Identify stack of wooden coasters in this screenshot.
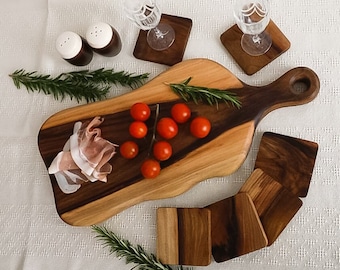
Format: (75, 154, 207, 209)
(157, 132, 318, 266)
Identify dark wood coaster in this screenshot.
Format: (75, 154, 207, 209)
(254, 132, 318, 197)
(157, 207, 211, 266)
(205, 193, 268, 263)
(239, 169, 303, 245)
(133, 14, 192, 66)
(220, 20, 290, 75)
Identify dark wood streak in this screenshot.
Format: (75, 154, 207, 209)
(176, 208, 211, 266)
(205, 193, 267, 262)
(156, 207, 211, 266)
(209, 196, 238, 262)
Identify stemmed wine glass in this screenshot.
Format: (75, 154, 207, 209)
(124, 0, 175, 51)
(233, 0, 272, 56)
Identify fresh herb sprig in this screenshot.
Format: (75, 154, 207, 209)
(92, 225, 193, 270)
(168, 77, 242, 109)
(61, 68, 149, 89)
(9, 68, 149, 103)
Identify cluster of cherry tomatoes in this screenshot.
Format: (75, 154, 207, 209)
(119, 102, 211, 179)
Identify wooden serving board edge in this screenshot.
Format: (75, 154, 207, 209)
(41, 58, 244, 130)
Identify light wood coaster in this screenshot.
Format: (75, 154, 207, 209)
(254, 132, 318, 197)
(157, 207, 211, 266)
(205, 193, 268, 262)
(133, 14, 192, 66)
(239, 169, 303, 245)
(220, 20, 290, 75)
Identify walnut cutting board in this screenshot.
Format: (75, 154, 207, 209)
(38, 58, 320, 226)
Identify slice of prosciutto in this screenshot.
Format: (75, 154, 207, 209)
(48, 116, 118, 194)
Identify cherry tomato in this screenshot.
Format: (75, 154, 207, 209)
(171, 103, 191, 123)
(129, 121, 148, 138)
(120, 141, 139, 159)
(130, 102, 151, 121)
(153, 141, 172, 161)
(156, 117, 178, 139)
(141, 159, 161, 179)
(190, 116, 211, 138)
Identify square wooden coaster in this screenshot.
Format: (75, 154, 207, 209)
(254, 132, 318, 197)
(239, 169, 303, 246)
(133, 14, 192, 66)
(220, 20, 290, 75)
(205, 193, 268, 263)
(157, 207, 211, 266)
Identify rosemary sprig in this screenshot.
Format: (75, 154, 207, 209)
(10, 69, 109, 103)
(92, 225, 193, 270)
(9, 68, 149, 103)
(62, 68, 149, 89)
(168, 77, 242, 109)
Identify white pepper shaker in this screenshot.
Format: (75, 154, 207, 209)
(86, 22, 122, 57)
(56, 31, 93, 66)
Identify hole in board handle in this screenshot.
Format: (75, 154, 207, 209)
(291, 78, 311, 95)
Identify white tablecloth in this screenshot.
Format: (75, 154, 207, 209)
(1, 0, 339, 269)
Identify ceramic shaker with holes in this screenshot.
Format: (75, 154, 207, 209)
(56, 31, 93, 66)
(86, 22, 122, 57)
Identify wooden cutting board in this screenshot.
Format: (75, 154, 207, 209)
(38, 58, 320, 226)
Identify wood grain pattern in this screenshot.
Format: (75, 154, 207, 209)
(38, 59, 320, 226)
(133, 14, 192, 66)
(206, 193, 268, 262)
(157, 208, 179, 265)
(239, 169, 303, 245)
(254, 132, 318, 197)
(220, 20, 290, 75)
(40, 59, 243, 129)
(157, 208, 211, 266)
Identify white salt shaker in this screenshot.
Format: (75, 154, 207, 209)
(86, 22, 122, 57)
(56, 31, 93, 66)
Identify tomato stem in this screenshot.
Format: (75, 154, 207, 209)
(147, 103, 160, 156)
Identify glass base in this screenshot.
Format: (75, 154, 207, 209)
(147, 23, 175, 51)
(241, 32, 272, 56)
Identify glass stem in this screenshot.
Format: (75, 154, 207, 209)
(152, 26, 167, 39)
(252, 34, 261, 44)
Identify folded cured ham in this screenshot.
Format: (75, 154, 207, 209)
(48, 116, 117, 194)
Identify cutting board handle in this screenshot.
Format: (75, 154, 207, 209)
(269, 66, 319, 105)
(251, 67, 320, 120)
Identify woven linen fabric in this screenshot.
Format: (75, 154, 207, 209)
(0, 0, 339, 269)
